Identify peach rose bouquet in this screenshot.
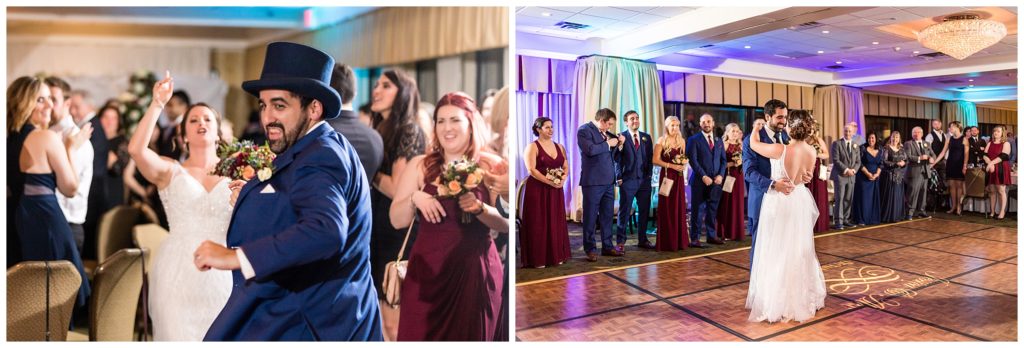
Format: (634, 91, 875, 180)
(435, 156, 485, 223)
(210, 140, 276, 182)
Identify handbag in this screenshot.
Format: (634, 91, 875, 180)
(659, 176, 675, 196)
(382, 219, 416, 307)
(722, 175, 736, 193)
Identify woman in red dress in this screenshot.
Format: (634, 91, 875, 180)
(808, 129, 831, 233)
(520, 117, 571, 268)
(652, 116, 689, 251)
(716, 123, 745, 241)
(389, 92, 506, 341)
(983, 125, 1012, 220)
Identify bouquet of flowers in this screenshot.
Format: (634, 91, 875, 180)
(435, 157, 486, 224)
(117, 70, 158, 136)
(210, 140, 276, 182)
(545, 168, 565, 186)
(671, 153, 689, 173)
(730, 151, 742, 166)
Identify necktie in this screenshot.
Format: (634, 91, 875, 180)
(707, 134, 714, 149)
(634, 133, 640, 151)
(774, 132, 782, 144)
(847, 140, 852, 153)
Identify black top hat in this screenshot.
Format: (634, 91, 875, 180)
(242, 42, 342, 119)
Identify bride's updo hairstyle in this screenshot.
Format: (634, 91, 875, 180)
(787, 109, 816, 141)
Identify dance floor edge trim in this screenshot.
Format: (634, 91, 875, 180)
(517, 218, 928, 287)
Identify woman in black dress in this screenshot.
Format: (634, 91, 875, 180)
(943, 121, 968, 215)
(880, 131, 909, 223)
(8, 76, 93, 308)
(369, 69, 427, 340)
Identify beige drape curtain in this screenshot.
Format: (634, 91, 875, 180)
(245, 7, 508, 79)
(941, 100, 979, 127)
(813, 85, 865, 143)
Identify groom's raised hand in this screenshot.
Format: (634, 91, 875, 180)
(194, 240, 241, 272)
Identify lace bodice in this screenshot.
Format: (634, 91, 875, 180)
(158, 163, 232, 240)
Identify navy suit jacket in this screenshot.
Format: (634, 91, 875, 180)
(743, 128, 790, 193)
(577, 122, 619, 187)
(617, 130, 653, 187)
(686, 132, 727, 187)
(205, 123, 383, 341)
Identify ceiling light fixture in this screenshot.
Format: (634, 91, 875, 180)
(872, 41, 879, 45)
(969, 79, 974, 82)
(744, 45, 751, 49)
(913, 51, 920, 54)
(822, 30, 830, 34)
(817, 50, 824, 54)
(835, 61, 842, 64)
(541, 12, 551, 17)
(918, 13, 1007, 60)
(893, 47, 901, 51)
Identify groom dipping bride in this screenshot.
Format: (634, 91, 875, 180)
(191, 42, 383, 341)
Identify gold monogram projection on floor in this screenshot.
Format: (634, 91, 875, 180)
(515, 218, 1017, 341)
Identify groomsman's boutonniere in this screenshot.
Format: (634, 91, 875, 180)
(210, 140, 277, 182)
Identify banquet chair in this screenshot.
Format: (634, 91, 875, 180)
(89, 248, 144, 341)
(91, 206, 142, 276)
(6, 261, 82, 341)
(132, 224, 169, 272)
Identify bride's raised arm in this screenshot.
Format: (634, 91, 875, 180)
(749, 121, 785, 160)
(128, 70, 177, 189)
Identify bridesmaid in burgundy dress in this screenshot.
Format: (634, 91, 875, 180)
(716, 123, 745, 241)
(652, 116, 689, 251)
(520, 117, 571, 268)
(808, 130, 831, 233)
(983, 126, 1012, 220)
(390, 92, 506, 341)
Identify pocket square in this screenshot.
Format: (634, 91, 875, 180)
(260, 185, 276, 194)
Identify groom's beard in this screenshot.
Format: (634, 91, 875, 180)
(266, 115, 310, 154)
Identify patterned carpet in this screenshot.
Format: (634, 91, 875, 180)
(516, 217, 1017, 341)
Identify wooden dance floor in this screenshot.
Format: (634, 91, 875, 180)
(515, 218, 1017, 341)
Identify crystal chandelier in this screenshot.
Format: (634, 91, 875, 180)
(917, 14, 1007, 60)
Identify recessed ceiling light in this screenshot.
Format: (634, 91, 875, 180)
(836, 61, 843, 64)
(913, 51, 920, 54)
(744, 45, 751, 49)
(894, 47, 901, 51)
(872, 41, 879, 45)
(541, 12, 551, 17)
(969, 85, 974, 87)
(969, 79, 974, 82)
(817, 50, 824, 54)
(822, 30, 830, 34)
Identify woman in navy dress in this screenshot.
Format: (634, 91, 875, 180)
(852, 132, 882, 225)
(520, 117, 571, 268)
(390, 92, 506, 341)
(943, 122, 968, 215)
(8, 76, 93, 307)
(880, 131, 908, 223)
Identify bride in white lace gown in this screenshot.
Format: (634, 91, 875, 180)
(128, 72, 233, 340)
(745, 110, 826, 323)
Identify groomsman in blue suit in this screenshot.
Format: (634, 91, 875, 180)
(193, 42, 382, 341)
(616, 111, 655, 251)
(577, 108, 624, 262)
(687, 114, 727, 248)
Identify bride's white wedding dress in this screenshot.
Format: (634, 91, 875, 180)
(149, 163, 233, 340)
(745, 149, 826, 323)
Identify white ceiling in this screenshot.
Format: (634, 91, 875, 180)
(516, 6, 698, 40)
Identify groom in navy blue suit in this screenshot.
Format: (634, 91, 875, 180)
(686, 114, 727, 248)
(193, 42, 382, 341)
(616, 111, 655, 250)
(577, 108, 624, 262)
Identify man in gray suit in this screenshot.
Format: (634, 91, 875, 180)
(831, 123, 861, 230)
(905, 126, 937, 219)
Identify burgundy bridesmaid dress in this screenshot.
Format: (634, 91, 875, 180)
(716, 143, 745, 241)
(397, 184, 503, 341)
(809, 157, 831, 233)
(656, 147, 689, 251)
(520, 141, 571, 268)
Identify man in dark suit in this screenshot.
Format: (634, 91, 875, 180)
(905, 126, 937, 219)
(328, 63, 384, 179)
(193, 42, 382, 341)
(70, 89, 108, 260)
(687, 114, 727, 248)
(615, 110, 654, 251)
(156, 90, 190, 160)
(831, 123, 861, 229)
(577, 108, 623, 261)
(967, 126, 987, 166)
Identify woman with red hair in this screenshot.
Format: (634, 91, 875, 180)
(389, 92, 507, 341)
